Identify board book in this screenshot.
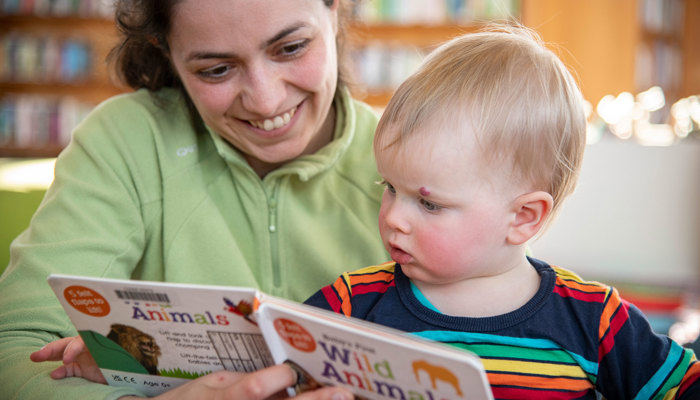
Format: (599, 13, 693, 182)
(48, 274, 493, 399)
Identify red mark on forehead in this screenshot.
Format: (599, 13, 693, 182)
(419, 187, 430, 196)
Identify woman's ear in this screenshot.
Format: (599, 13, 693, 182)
(506, 191, 553, 245)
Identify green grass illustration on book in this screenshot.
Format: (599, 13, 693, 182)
(79, 323, 210, 379)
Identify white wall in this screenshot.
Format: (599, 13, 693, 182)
(530, 139, 700, 287)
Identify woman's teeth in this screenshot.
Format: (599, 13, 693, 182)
(250, 107, 296, 131)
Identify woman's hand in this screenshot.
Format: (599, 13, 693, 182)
(32, 337, 353, 399)
(120, 364, 352, 400)
(30, 335, 106, 383)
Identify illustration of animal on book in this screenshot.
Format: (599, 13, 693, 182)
(413, 360, 463, 397)
(79, 324, 162, 376)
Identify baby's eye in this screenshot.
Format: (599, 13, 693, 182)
(378, 180, 396, 194)
(420, 198, 441, 212)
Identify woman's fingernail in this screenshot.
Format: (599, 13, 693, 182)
(331, 392, 352, 400)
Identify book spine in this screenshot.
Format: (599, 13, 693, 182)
(0, 0, 113, 17)
(1, 32, 93, 84)
(351, 0, 519, 24)
(0, 93, 93, 146)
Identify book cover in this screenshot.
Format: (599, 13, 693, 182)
(48, 274, 272, 396)
(256, 295, 492, 399)
(48, 274, 492, 399)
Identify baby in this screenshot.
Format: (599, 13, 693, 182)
(305, 24, 700, 399)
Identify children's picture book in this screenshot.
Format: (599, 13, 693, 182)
(48, 274, 493, 399)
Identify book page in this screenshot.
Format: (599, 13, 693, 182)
(256, 296, 493, 400)
(48, 274, 274, 396)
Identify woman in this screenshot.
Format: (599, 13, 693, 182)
(0, 0, 386, 398)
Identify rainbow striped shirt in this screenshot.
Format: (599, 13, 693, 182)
(305, 258, 700, 399)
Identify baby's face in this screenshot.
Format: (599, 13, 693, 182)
(375, 121, 521, 286)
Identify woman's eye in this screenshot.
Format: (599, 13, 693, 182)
(420, 199, 441, 212)
(278, 39, 309, 57)
(198, 64, 232, 80)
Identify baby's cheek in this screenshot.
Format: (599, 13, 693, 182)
(415, 230, 457, 263)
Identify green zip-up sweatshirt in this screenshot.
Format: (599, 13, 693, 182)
(0, 88, 388, 399)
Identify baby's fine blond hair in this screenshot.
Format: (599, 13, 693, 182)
(375, 23, 587, 220)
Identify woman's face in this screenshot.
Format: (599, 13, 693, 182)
(168, 0, 339, 176)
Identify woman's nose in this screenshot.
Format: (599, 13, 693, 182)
(240, 61, 286, 116)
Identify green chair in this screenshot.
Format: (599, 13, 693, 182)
(0, 158, 53, 275)
(0, 188, 46, 274)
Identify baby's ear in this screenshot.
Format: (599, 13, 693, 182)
(506, 191, 553, 245)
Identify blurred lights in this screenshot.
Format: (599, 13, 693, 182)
(597, 92, 635, 125)
(636, 86, 666, 112)
(593, 87, 698, 146)
(669, 308, 700, 346)
(671, 95, 700, 138)
(0, 158, 56, 190)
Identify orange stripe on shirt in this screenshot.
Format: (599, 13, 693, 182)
(332, 276, 352, 317)
(346, 271, 395, 286)
(556, 277, 608, 295)
(333, 263, 396, 317)
(488, 372, 594, 391)
(677, 360, 700, 396)
(599, 288, 621, 340)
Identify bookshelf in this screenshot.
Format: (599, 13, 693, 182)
(1, 0, 519, 157)
(2, 0, 698, 158)
(0, 6, 122, 157)
(347, 0, 520, 108)
(348, 23, 474, 107)
(521, 0, 699, 111)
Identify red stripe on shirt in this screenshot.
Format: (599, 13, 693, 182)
(599, 299, 630, 360)
(553, 283, 607, 303)
(491, 386, 589, 399)
(321, 285, 343, 314)
(351, 280, 396, 296)
(677, 361, 700, 397)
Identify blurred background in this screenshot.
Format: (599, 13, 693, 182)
(1, 0, 700, 340)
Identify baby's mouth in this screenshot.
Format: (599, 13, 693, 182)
(248, 106, 297, 131)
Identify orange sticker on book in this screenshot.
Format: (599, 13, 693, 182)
(273, 318, 316, 352)
(63, 286, 111, 317)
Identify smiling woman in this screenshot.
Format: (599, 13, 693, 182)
(0, 0, 387, 399)
(166, 0, 340, 177)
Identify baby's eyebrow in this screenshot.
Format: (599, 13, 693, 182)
(419, 187, 430, 196)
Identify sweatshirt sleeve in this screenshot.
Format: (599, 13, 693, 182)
(0, 97, 155, 399)
(596, 288, 700, 399)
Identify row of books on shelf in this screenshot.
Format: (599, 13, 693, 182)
(1, 32, 94, 83)
(352, 44, 425, 91)
(638, 0, 685, 36)
(352, 0, 519, 25)
(1, 32, 93, 83)
(0, 94, 92, 147)
(0, 0, 113, 18)
(635, 40, 683, 95)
